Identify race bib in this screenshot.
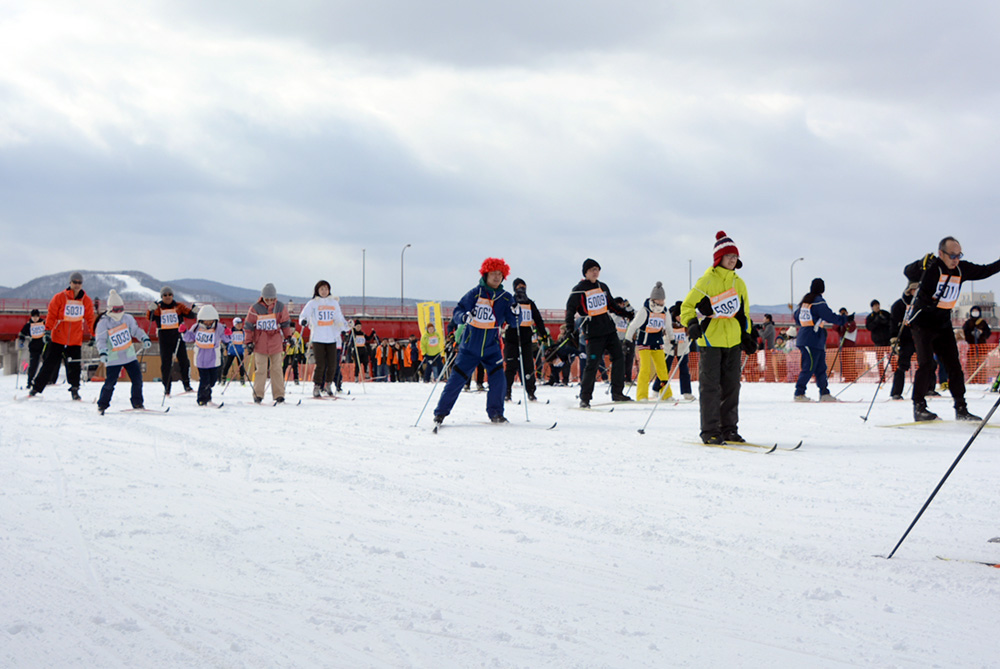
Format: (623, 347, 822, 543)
(108, 322, 133, 352)
(427, 335, 439, 347)
(195, 329, 216, 349)
(711, 289, 740, 319)
(256, 314, 278, 331)
(317, 308, 337, 327)
(797, 303, 814, 327)
(519, 304, 533, 327)
(584, 289, 608, 316)
(160, 309, 179, 329)
(64, 300, 85, 323)
(231, 330, 245, 345)
(673, 330, 688, 343)
(30, 323, 45, 339)
(355, 335, 366, 346)
(934, 275, 961, 310)
(645, 315, 665, 334)
(470, 297, 497, 329)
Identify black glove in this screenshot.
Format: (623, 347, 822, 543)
(696, 296, 714, 317)
(246, 342, 255, 354)
(686, 318, 703, 342)
(847, 313, 856, 322)
(741, 330, 758, 355)
(43, 331, 51, 344)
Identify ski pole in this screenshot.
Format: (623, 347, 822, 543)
(833, 351, 890, 398)
(886, 393, 1000, 559)
(351, 333, 367, 393)
(414, 350, 458, 427)
(829, 334, 846, 382)
(637, 352, 681, 435)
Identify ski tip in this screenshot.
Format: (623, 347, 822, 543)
(637, 429, 645, 435)
(432, 425, 440, 434)
(165, 407, 171, 413)
(548, 422, 557, 430)
(608, 407, 614, 413)
(765, 443, 777, 454)
(789, 440, 803, 450)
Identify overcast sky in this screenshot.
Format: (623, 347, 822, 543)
(2, 1, 999, 312)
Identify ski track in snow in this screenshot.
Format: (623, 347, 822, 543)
(2, 377, 999, 667)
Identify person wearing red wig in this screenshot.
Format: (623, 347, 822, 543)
(433, 258, 519, 425)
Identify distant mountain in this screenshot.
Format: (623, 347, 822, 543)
(1, 271, 455, 310)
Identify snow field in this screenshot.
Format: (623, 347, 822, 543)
(2, 376, 999, 668)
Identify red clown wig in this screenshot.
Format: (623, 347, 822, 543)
(479, 257, 511, 279)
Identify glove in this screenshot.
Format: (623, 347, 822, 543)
(696, 296, 714, 317)
(142, 339, 152, 349)
(224, 327, 232, 336)
(178, 323, 187, 333)
(148, 301, 157, 312)
(890, 336, 898, 346)
(686, 318, 702, 342)
(43, 331, 51, 344)
(847, 313, 856, 322)
(463, 312, 473, 324)
(99, 352, 109, 364)
(300, 319, 309, 328)
(741, 330, 758, 355)
(246, 342, 255, 354)
(922, 252, 935, 269)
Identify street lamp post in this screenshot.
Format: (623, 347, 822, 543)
(400, 244, 411, 312)
(790, 257, 804, 312)
(362, 248, 366, 316)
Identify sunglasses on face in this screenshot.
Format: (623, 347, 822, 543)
(943, 252, 964, 260)
(71, 280, 82, 285)
(162, 293, 173, 297)
(111, 306, 125, 313)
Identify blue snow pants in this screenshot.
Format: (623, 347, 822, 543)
(434, 344, 507, 420)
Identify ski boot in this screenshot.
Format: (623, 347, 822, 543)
(490, 415, 510, 424)
(913, 400, 939, 422)
(723, 432, 746, 443)
(955, 402, 981, 422)
(69, 386, 81, 401)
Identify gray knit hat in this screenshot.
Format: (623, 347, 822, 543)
(650, 281, 665, 301)
(261, 283, 277, 299)
(69, 271, 83, 283)
(160, 285, 173, 297)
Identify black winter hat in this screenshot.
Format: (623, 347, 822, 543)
(30, 308, 40, 317)
(582, 258, 601, 275)
(512, 278, 526, 291)
(810, 278, 825, 295)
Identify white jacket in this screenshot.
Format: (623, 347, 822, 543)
(299, 297, 349, 345)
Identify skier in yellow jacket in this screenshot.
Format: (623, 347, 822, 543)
(681, 231, 756, 445)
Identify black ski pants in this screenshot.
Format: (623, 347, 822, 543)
(912, 324, 965, 407)
(697, 345, 742, 441)
(32, 342, 82, 393)
(158, 330, 190, 392)
(579, 331, 624, 402)
(890, 339, 916, 398)
(504, 329, 537, 396)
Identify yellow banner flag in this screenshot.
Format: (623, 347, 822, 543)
(417, 302, 444, 337)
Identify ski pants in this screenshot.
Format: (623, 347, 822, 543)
(579, 331, 625, 402)
(912, 325, 965, 407)
(32, 342, 81, 393)
(98, 360, 144, 410)
(434, 345, 506, 419)
(795, 345, 830, 397)
(665, 353, 692, 395)
(252, 351, 285, 401)
(422, 354, 443, 382)
(158, 330, 190, 392)
(890, 339, 916, 398)
(197, 366, 220, 405)
(504, 330, 537, 396)
(636, 349, 671, 401)
(698, 345, 741, 441)
(312, 342, 339, 388)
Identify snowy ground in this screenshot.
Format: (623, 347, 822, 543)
(2, 373, 999, 668)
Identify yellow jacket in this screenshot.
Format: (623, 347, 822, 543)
(680, 266, 750, 349)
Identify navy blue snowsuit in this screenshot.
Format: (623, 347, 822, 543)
(434, 279, 519, 420)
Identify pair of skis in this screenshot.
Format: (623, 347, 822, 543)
(698, 440, 804, 454)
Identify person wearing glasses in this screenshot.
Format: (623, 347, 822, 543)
(904, 237, 1000, 422)
(146, 286, 197, 396)
(29, 271, 96, 400)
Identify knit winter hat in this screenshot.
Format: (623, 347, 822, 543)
(712, 231, 742, 269)
(810, 278, 825, 295)
(479, 258, 510, 279)
(69, 271, 83, 283)
(197, 304, 219, 321)
(582, 258, 601, 275)
(512, 278, 526, 291)
(650, 281, 666, 301)
(160, 286, 172, 296)
(261, 283, 278, 299)
(107, 290, 125, 321)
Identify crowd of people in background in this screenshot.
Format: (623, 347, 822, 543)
(13, 232, 1000, 435)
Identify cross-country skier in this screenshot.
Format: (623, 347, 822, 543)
(147, 286, 197, 396)
(565, 259, 634, 408)
(433, 258, 518, 426)
(504, 278, 549, 402)
(904, 237, 1000, 421)
(793, 278, 850, 402)
(680, 232, 755, 445)
(95, 290, 151, 413)
(30, 271, 96, 400)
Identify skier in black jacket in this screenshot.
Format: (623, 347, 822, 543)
(889, 282, 918, 400)
(903, 237, 1000, 421)
(17, 309, 47, 385)
(504, 278, 549, 401)
(564, 259, 633, 408)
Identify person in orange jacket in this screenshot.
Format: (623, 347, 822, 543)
(30, 271, 96, 400)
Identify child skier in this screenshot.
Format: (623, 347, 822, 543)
(433, 258, 519, 426)
(95, 290, 152, 414)
(220, 317, 246, 385)
(17, 309, 47, 386)
(625, 281, 674, 401)
(180, 304, 230, 406)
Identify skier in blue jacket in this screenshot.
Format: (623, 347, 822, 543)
(433, 258, 519, 425)
(793, 278, 850, 401)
